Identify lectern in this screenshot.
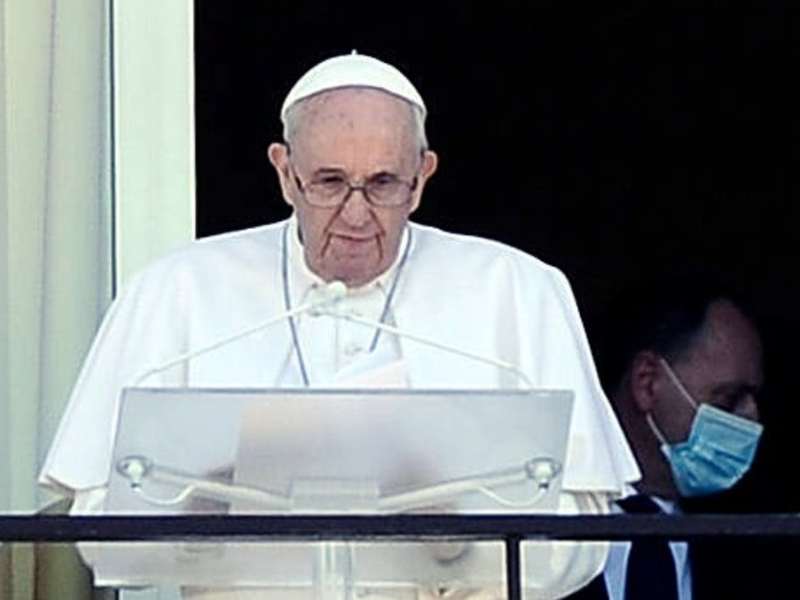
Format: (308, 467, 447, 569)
(97, 387, 573, 598)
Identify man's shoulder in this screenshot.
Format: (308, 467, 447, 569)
(167, 220, 284, 263)
(129, 220, 286, 284)
(409, 221, 564, 281)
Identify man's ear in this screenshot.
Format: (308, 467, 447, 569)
(408, 149, 438, 213)
(267, 143, 295, 207)
(628, 350, 662, 413)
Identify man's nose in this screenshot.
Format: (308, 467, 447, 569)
(338, 188, 372, 226)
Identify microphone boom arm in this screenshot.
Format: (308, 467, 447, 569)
(333, 310, 534, 390)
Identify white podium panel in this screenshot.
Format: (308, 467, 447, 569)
(97, 387, 573, 593)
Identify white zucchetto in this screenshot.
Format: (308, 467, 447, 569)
(280, 51, 427, 124)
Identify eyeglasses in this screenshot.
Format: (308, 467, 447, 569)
(290, 165, 418, 208)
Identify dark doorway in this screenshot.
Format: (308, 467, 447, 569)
(195, 2, 796, 511)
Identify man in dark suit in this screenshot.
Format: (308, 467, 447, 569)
(568, 277, 765, 600)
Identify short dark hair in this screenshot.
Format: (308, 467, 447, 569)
(593, 271, 757, 396)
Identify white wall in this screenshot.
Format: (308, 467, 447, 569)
(113, 0, 196, 287)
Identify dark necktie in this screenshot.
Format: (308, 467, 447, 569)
(617, 494, 679, 600)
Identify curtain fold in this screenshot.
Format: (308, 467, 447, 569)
(38, 0, 113, 482)
(1, 0, 111, 598)
(2, 0, 195, 596)
(1, 0, 111, 513)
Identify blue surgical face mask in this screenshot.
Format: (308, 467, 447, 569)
(646, 358, 763, 497)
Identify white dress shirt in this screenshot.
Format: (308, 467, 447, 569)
(604, 493, 692, 600)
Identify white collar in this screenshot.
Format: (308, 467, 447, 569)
(651, 495, 680, 515)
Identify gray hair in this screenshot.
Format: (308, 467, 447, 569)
(282, 92, 428, 153)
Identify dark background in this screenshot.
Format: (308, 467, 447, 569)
(195, 3, 796, 511)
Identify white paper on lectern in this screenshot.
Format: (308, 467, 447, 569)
(97, 387, 573, 588)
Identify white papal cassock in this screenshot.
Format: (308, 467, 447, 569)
(40, 217, 639, 599)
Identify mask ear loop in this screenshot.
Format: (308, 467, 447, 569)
(645, 412, 669, 446)
(645, 358, 699, 447)
(658, 357, 700, 410)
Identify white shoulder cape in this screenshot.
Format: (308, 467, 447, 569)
(40, 219, 639, 494)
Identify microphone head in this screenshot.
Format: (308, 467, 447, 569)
(325, 280, 348, 301)
(116, 455, 153, 486)
(308, 281, 348, 317)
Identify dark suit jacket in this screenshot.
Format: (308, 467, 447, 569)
(564, 465, 797, 600)
(566, 536, 797, 600)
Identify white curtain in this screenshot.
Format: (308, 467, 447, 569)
(1, 1, 111, 598)
(0, 0, 112, 515)
(1, 0, 195, 597)
(1, 0, 196, 514)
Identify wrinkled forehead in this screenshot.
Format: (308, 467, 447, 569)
(286, 88, 419, 164)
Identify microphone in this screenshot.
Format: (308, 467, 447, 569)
(115, 454, 291, 509)
(378, 457, 561, 512)
(132, 280, 348, 386)
(322, 302, 535, 390)
(308, 280, 347, 317)
(115, 453, 560, 512)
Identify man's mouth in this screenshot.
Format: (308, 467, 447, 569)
(332, 233, 373, 243)
(322, 233, 382, 258)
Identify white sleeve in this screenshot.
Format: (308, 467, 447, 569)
(69, 487, 109, 569)
(39, 263, 190, 493)
(414, 492, 610, 600)
(65, 490, 609, 599)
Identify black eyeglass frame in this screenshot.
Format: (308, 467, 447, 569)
(287, 158, 420, 209)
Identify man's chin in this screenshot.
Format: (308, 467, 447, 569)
(326, 259, 387, 288)
(319, 247, 389, 286)
(334, 270, 381, 289)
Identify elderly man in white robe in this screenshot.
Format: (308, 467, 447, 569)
(40, 54, 639, 599)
